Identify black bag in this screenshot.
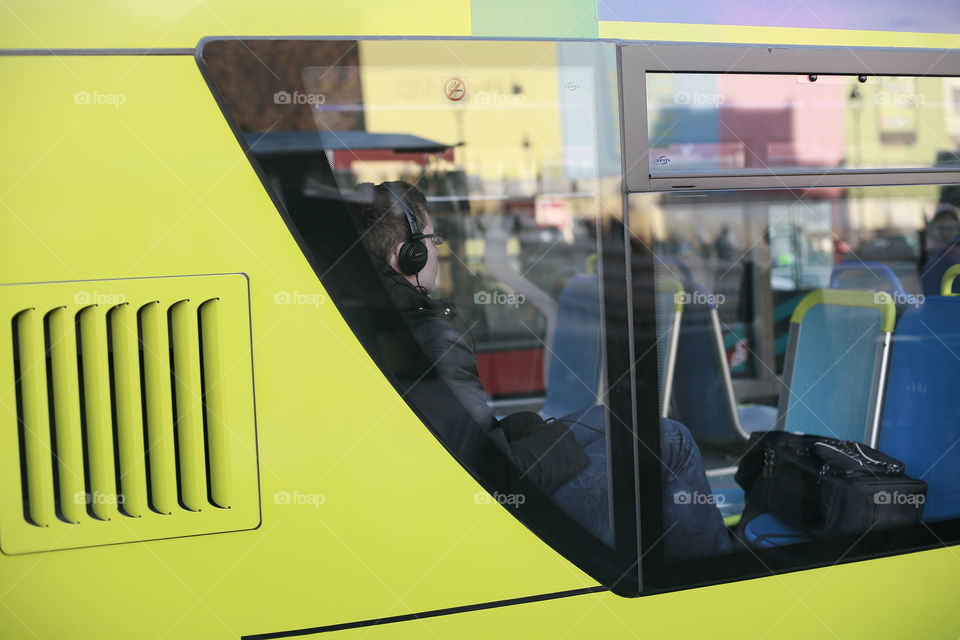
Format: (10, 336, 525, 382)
(736, 431, 927, 538)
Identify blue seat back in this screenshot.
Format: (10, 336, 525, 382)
(878, 298, 960, 522)
(830, 259, 906, 296)
(779, 290, 894, 444)
(542, 274, 602, 419)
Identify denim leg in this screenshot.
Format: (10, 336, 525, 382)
(660, 418, 733, 561)
(551, 415, 732, 559)
(552, 435, 612, 545)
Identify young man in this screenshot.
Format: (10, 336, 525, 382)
(353, 181, 731, 560)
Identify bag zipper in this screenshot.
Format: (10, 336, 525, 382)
(763, 447, 775, 478)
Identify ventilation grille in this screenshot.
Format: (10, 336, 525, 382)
(1, 275, 259, 553)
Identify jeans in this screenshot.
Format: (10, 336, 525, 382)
(551, 405, 732, 561)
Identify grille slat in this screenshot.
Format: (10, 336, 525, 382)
(14, 309, 56, 527)
(199, 298, 230, 509)
(169, 300, 206, 512)
(139, 301, 177, 515)
(109, 303, 148, 518)
(77, 305, 117, 521)
(46, 306, 85, 524)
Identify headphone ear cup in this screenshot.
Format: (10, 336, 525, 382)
(398, 239, 428, 275)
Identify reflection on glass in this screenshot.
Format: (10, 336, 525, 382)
(642, 182, 960, 553)
(295, 41, 623, 545)
(646, 73, 960, 174)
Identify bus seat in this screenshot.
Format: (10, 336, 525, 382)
(541, 274, 603, 419)
(742, 512, 812, 549)
(878, 298, 960, 522)
(830, 259, 906, 296)
(940, 264, 960, 296)
(830, 259, 919, 321)
(737, 404, 780, 432)
(777, 289, 895, 446)
(745, 291, 897, 548)
(670, 280, 776, 444)
(542, 274, 685, 421)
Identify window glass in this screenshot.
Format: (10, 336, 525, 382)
(204, 39, 960, 594)
(635, 182, 960, 585)
(301, 42, 621, 410)
(647, 73, 958, 175)
(201, 40, 637, 588)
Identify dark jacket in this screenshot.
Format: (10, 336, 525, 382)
(378, 262, 588, 494)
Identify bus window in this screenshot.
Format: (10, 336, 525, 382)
(632, 181, 960, 586)
(646, 73, 950, 175)
(203, 38, 960, 595)
(201, 39, 644, 591)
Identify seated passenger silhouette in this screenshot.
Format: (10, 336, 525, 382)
(353, 181, 731, 561)
(920, 203, 960, 296)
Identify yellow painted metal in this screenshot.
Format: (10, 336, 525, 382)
(199, 298, 231, 509)
(320, 545, 960, 638)
(599, 21, 960, 48)
(46, 306, 86, 524)
(791, 288, 896, 333)
(941, 264, 960, 296)
(169, 299, 206, 512)
(0, 53, 600, 638)
(0, 276, 260, 557)
(77, 304, 117, 521)
(109, 302, 147, 518)
(0, 0, 472, 49)
(13, 308, 56, 528)
(139, 301, 177, 515)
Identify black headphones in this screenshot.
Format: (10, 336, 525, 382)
(386, 183, 429, 276)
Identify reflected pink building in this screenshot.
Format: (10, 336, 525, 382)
(718, 75, 848, 169)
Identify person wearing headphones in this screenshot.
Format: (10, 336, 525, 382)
(353, 181, 731, 560)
